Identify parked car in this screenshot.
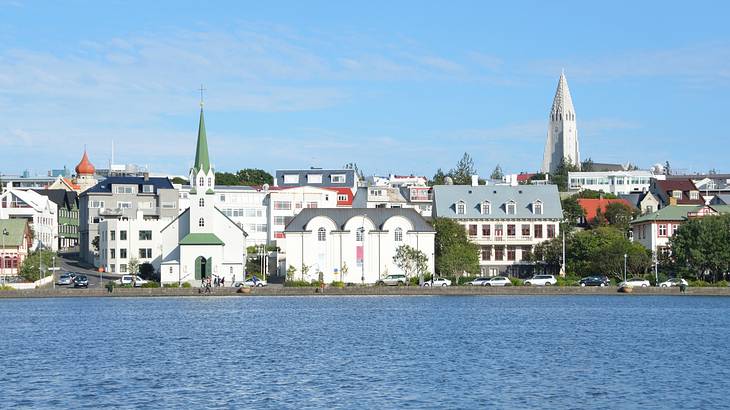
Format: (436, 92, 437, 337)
(524, 275, 557, 286)
(466, 277, 491, 286)
(422, 277, 452, 287)
(115, 275, 148, 287)
(484, 276, 512, 286)
(73, 275, 89, 288)
(659, 278, 688, 288)
(619, 277, 651, 288)
(377, 274, 407, 286)
(235, 276, 267, 287)
(57, 274, 73, 286)
(579, 276, 610, 287)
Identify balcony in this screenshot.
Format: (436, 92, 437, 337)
(99, 208, 124, 216)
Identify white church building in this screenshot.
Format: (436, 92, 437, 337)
(542, 72, 580, 173)
(159, 106, 247, 285)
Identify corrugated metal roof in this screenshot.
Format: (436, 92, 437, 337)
(432, 184, 563, 220)
(631, 205, 702, 224)
(285, 208, 434, 232)
(0, 219, 29, 247)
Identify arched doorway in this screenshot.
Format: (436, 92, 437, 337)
(195, 256, 212, 280)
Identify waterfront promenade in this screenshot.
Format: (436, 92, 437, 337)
(2, 285, 729, 298)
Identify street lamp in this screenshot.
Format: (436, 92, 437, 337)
(1, 228, 8, 285)
(623, 253, 628, 282)
(361, 213, 366, 284)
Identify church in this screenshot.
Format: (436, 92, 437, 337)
(542, 71, 580, 174)
(159, 105, 247, 285)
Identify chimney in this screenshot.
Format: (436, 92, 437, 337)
(669, 196, 677, 206)
(471, 175, 479, 187)
(143, 172, 149, 181)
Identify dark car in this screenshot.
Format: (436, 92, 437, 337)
(579, 276, 610, 287)
(73, 275, 89, 288)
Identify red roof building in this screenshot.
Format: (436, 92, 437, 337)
(577, 198, 634, 224)
(325, 187, 354, 207)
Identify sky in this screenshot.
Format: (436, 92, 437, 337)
(1, 0, 729, 178)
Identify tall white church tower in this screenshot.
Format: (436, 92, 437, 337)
(542, 72, 580, 173)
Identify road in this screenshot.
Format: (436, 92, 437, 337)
(47, 251, 122, 289)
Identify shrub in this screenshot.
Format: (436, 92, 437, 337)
(141, 281, 160, 288)
(181, 282, 192, 288)
(715, 280, 729, 287)
(330, 281, 345, 288)
(689, 280, 711, 287)
(0, 284, 14, 291)
(409, 276, 419, 286)
(509, 277, 524, 286)
(557, 275, 580, 286)
(163, 283, 180, 288)
(284, 280, 312, 287)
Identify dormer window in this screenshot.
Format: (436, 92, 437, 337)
(689, 191, 699, 200)
(672, 190, 682, 199)
(456, 201, 466, 215)
(533, 201, 543, 215)
(481, 201, 491, 215)
(506, 201, 516, 215)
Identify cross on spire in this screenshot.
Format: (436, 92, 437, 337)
(198, 84, 206, 108)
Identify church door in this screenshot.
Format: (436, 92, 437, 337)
(195, 256, 209, 280)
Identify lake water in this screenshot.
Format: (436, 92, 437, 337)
(1, 295, 729, 409)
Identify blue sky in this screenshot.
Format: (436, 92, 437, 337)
(1, 1, 729, 178)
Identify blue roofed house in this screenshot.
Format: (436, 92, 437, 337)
(432, 184, 563, 277)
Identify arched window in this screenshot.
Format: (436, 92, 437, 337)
(199, 198, 205, 207)
(199, 177, 204, 187)
(208, 177, 212, 186)
(356, 227, 364, 242)
(318, 227, 326, 242)
(198, 217, 205, 227)
(394, 227, 403, 242)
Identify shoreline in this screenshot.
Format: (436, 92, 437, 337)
(1, 286, 729, 298)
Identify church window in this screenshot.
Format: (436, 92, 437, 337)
(208, 177, 212, 186)
(318, 228, 326, 242)
(199, 177, 204, 187)
(199, 218, 205, 227)
(394, 227, 403, 242)
(199, 198, 205, 207)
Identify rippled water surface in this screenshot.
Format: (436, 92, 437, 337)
(2, 296, 729, 409)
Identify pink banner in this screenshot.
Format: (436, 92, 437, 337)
(356, 246, 364, 262)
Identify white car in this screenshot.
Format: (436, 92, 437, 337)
(115, 275, 148, 287)
(484, 276, 512, 286)
(659, 278, 688, 288)
(235, 277, 267, 287)
(524, 275, 557, 286)
(377, 274, 407, 286)
(619, 277, 651, 288)
(466, 277, 491, 286)
(422, 277, 451, 287)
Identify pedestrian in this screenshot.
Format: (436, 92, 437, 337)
(221, 277, 225, 287)
(205, 277, 211, 293)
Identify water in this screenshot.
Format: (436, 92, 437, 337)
(1, 296, 729, 409)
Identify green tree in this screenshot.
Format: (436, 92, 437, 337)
(577, 189, 618, 199)
(393, 244, 429, 284)
(603, 202, 637, 232)
(286, 265, 297, 282)
(171, 177, 189, 185)
(670, 214, 730, 282)
(490, 164, 504, 180)
(581, 158, 595, 172)
(236, 168, 274, 186)
(449, 152, 477, 185)
(433, 218, 479, 282)
(215, 172, 239, 185)
(561, 195, 585, 229)
(128, 258, 140, 276)
(431, 168, 447, 186)
(550, 157, 579, 192)
(18, 250, 56, 282)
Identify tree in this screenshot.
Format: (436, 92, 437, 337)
(286, 265, 297, 282)
(339, 262, 349, 282)
(550, 157, 579, 192)
(171, 177, 189, 185)
(127, 258, 140, 276)
(431, 168, 447, 186)
(603, 202, 637, 232)
(561, 195, 585, 229)
(393, 244, 429, 284)
(433, 218, 479, 282)
(18, 250, 55, 282)
(215, 172, 239, 185)
(670, 214, 730, 282)
(91, 236, 100, 251)
(581, 158, 595, 172)
(577, 189, 618, 199)
(490, 164, 504, 180)
(449, 152, 477, 185)
(236, 168, 273, 186)
(139, 263, 157, 281)
(301, 264, 310, 281)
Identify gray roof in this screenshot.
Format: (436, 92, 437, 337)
(710, 194, 730, 205)
(284, 208, 435, 232)
(618, 193, 642, 208)
(275, 169, 355, 188)
(352, 187, 368, 207)
(432, 184, 563, 220)
(82, 176, 174, 196)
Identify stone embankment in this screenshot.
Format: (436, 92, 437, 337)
(1, 286, 730, 298)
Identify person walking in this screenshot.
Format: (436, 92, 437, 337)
(221, 277, 225, 287)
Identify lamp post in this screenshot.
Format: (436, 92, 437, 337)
(52, 255, 56, 290)
(560, 224, 566, 278)
(1, 228, 7, 286)
(361, 213, 366, 284)
(623, 253, 628, 283)
(653, 251, 658, 287)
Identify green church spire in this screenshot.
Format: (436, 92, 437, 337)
(192, 107, 211, 174)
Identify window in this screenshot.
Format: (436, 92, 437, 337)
(534, 225, 543, 238)
(481, 201, 491, 215)
(283, 174, 299, 184)
(481, 224, 490, 236)
(522, 224, 530, 236)
(331, 174, 346, 183)
(689, 191, 699, 200)
(506, 201, 516, 215)
(645, 206, 654, 214)
(120, 264, 127, 273)
(120, 230, 127, 240)
(274, 216, 288, 226)
(161, 202, 177, 209)
(114, 186, 134, 194)
(199, 198, 205, 207)
(533, 201, 543, 215)
(120, 248, 127, 259)
(672, 190, 682, 199)
(659, 224, 667, 236)
(117, 202, 132, 209)
(208, 177, 212, 186)
(139, 230, 152, 240)
(138, 201, 152, 209)
(139, 248, 152, 259)
(306, 202, 318, 208)
(220, 194, 226, 202)
(90, 200, 105, 208)
(481, 246, 491, 261)
(468, 224, 477, 237)
(456, 201, 466, 215)
(199, 218, 205, 227)
(199, 177, 205, 187)
(142, 185, 154, 193)
(110, 264, 116, 273)
(495, 224, 503, 237)
(110, 231, 116, 241)
(273, 201, 291, 210)
(394, 227, 403, 242)
(507, 246, 516, 261)
(337, 194, 348, 202)
(494, 247, 504, 260)
(169, 267, 173, 274)
(110, 249, 116, 259)
(317, 227, 326, 241)
(507, 224, 515, 237)
(307, 174, 323, 184)
(547, 224, 555, 238)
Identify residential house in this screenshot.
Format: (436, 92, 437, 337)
(32, 189, 79, 249)
(267, 186, 341, 244)
(650, 179, 704, 208)
(0, 189, 58, 251)
(576, 198, 635, 226)
(352, 185, 433, 218)
(568, 170, 660, 195)
(0, 219, 32, 277)
(432, 184, 563, 277)
(275, 169, 358, 193)
(619, 192, 661, 215)
(282, 208, 435, 284)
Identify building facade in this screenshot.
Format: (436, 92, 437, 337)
(352, 185, 433, 218)
(542, 72, 580, 173)
(568, 170, 660, 195)
(432, 184, 563, 277)
(0, 219, 32, 277)
(267, 186, 341, 244)
(98, 214, 164, 274)
(0, 189, 58, 251)
(282, 208, 435, 284)
(32, 189, 79, 249)
(275, 169, 358, 193)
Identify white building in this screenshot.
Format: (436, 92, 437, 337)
(267, 186, 344, 244)
(432, 183, 563, 277)
(352, 185, 433, 218)
(159, 106, 247, 285)
(568, 171, 663, 195)
(98, 213, 164, 274)
(542, 72, 580, 173)
(179, 185, 269, 246)
(282, 208, 435, 284)
(0, 189, 58, 251)
(367, 174, 429, 187)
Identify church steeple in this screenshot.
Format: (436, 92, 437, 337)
(542, 72, 580, 173)
(192, 107, 211, 175)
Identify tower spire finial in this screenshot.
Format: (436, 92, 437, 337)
(198, 84, 206, 108)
